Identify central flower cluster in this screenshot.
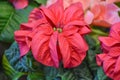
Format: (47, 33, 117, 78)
(14, 0, 91, 68)
(53, 27, 62, 33)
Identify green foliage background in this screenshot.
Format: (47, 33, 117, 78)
(0, 0, 112, 80)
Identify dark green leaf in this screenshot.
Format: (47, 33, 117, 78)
(3, 42, 33, 72)
(2, 42, 34, 80)
(34, 0, 47, 4)
(72, 61, 93, 80)
(87, 50, 99, 76)
(2, 54, 25, 80)
(94, 67, 111, 80)
(44, 67, 59, 80)
(44, 60, 93, 80)
(27, 72, 45, 80)
(58, 71, 76, 80)
(85, 35, 102, 77)
(0, 1, 35, 43)
(89, 27, 109, 44)
(85, 35, 96, 49)
(44, 66, 76, 80)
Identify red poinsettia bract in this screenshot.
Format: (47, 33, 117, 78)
(96, 22, 120, 80)
(15, 0, 91, 68)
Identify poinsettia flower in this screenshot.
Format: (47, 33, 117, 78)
(96, 22, 120, 80)
(9, 0, 28, 9)
(15, 0, 90, 68)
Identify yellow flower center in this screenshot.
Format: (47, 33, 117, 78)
(53, 27, 62, 33)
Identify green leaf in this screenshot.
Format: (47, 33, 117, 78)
(44, 66, 75, 80)
(44, 67, 59, 80)
(34, 0, 47, 4)
(85, 35, 96, 49)
(2, 42, 33, 79)
(27, 72, 45, 80)
(72, 61, 93, 80)
(85, 35, 102, 76)
(2, 54, 25, 80)
(89, 27, 109, 44)
(58, 71, 76, 80)
(3, 42, 33, 72)
(0, 1, 35, 43)
(94, 67, 111, 80)
(87, 50, 99, 76)
(2, 42, 46, 80)
(44, 60, 93, 80)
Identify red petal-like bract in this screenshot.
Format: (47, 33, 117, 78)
(58, 33, 88, 68)
(96, 22, 120, 80)
(15, 0, 90, 68)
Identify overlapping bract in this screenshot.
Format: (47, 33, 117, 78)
(15, 0, 90, 68)
(96, 22, 120, 80)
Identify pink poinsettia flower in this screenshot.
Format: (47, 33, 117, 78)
(85, 1, 120, 27)
(9, 0, 28, 9)
(96, 22, 120, 80)
(47, 0, 120, 27)
(15, 0, 91, 68)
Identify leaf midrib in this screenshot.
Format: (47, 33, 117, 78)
(0, 10, 15, 35)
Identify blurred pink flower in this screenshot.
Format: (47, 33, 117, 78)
(9, 0, 28, 9)
(85, 1, 120, 27)
(47, 0, 92, 10)
(106, 0, 120, 3)
(96, 22, 120, 80)
(47, 0, 120, 27)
